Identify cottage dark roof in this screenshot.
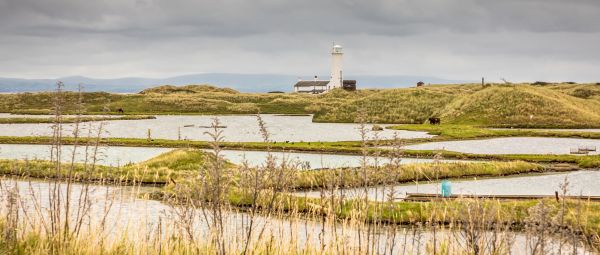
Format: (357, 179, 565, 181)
(293, 81, 330, 87)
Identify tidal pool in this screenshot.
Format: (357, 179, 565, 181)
(401, 137, 600, 155)
(0, 143, 466, 170)
(298, 170, 600, 202)
(0, 144, 172, 166)
(0, 114, 433, 142)
(213, 149, 473, 169)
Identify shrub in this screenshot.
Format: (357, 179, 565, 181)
(570, 88, 596, 99)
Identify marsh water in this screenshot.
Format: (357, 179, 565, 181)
(401, 137, 600, 155)
(0, 143, 470, 169)
(208, 149, 474, 169)
(0, 144, 172, 166)
(298, 170, 600, 201)
(0, 114, 433, 142)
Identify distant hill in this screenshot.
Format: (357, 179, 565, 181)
(0, 73, 468, 93)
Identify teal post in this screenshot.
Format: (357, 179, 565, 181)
(441, 180, 452, 197)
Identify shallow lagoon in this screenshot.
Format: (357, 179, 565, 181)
(0, 144, 172, 166)
(402, 137, 600, 155)
(210, 149, 472, 169)
(0, 114, 433, 142)
(0, 144, 468, 169)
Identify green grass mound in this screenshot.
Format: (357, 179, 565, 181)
(439, 85, 600, 128)
(0, 149, 216, 183)
(139, 84, 240, 94)
(311, 87, 461, 123)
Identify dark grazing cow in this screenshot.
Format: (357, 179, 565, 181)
(117, 108, 124, 114)
(428, 117, 441, 125)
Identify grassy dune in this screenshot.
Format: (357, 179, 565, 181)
(3, 83, 600, 127)
(0, 115, 155, 124)
(438, 85, 600, 128)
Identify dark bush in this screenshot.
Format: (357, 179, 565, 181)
(532, 81, 550, 85)
(570, 88, 596, 99)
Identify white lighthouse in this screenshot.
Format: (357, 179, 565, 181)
(293, 43, 356, 93)
(328, 44, 343, 90)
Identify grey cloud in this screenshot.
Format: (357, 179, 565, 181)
(0, 0, 599, 82)
(2, 0, 600, 37)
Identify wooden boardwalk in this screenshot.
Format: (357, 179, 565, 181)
(404, 193, 600, 202)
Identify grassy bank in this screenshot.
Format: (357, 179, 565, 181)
(0, 149, 552, 187)
(388, 124, 600, 140)
(0, 149, 219, 184)
(0, 136, 363, 153)
(0, 115, 156, 124)
(228, 192, 600, 242)
(4, 83, 600, 127)
(294, 161, 545, 190)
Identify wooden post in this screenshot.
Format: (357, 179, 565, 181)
(147, 128, 151, 142)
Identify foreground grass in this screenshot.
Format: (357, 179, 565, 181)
(2, 192, 598, 254)
(2, 148, 599, 253)
(3, 197, 599, 254)
(0, 115, 156, 124)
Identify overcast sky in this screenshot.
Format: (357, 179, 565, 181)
(1, 0, 599, 82)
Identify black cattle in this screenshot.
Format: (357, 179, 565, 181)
(117, 108, 124, 114)
(428, 117, 441, 125)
